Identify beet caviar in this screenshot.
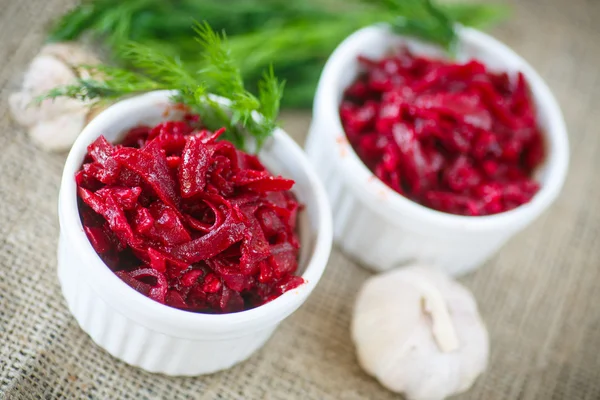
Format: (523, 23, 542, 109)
(76, 117, 303, 314)
(340, 49, 545, 216)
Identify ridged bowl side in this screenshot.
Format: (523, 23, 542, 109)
(305, 122, 509, 276)
(57, 235, 276, 376)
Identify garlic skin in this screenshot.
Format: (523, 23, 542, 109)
(352, 265, 489, 400)
(40, 42, 102, 69)
(9, 43, 101, 152)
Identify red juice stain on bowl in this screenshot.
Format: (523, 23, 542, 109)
(339, 49, 546, 216)
(76, 117, 304, 314)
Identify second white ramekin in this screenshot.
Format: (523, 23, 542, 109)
(57, 91, 332, 375)
(305, 26, 568, 276)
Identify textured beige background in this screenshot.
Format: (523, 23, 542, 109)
(1, 0, 599, 399)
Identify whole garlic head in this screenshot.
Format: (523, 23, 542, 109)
(352, 265, 489, 400)
(9, 42, 102, 152)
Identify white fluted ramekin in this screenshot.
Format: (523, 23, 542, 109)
(57, 91, 332, 376)
(306, 26, 568, 276)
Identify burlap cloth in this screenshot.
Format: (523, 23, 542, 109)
(1, 0, 599, 398)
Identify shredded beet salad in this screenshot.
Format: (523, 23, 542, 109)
(76, 115, 304, 314)
(340, 48, 545, 216)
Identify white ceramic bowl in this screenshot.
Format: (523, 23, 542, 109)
(57, 91, 332, 375)
(306, 26, 568, 276)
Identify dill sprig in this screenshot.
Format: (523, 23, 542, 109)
(48, 0, 509, 108)
(39, 22, 284, 152)
(119, 43, 198, 88)
(41, 66, 167, 103)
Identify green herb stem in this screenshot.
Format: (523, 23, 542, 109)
(48, 0, 508, 107)
(40, 22, 285, 153)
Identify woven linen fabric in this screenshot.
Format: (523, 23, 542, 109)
(1, 0, 599, 398)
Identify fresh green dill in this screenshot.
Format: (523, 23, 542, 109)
(48, 0, 508, 108)
(40, 23, 284, 152)
(37, 66, 166, 103)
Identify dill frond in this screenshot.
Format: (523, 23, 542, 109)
(41, 21, 284, 153)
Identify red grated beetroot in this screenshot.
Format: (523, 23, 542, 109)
(340, 49, 546, 216)
(77, 117, 304, 314)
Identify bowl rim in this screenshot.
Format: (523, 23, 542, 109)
(58, 90, 332, 335)
(315, 25, 569, 231)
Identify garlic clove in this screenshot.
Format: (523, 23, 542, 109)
(8, 92, 38, 128)
(28, 109, 87, 152)
(40, 42, 102, 80)
(352, 265, 489, 400)
(396, 271, 460, 353)
(9, 54, 90, 126)
(40, 42, 101, 67)
(9, 90, 88, 129)
(20, 54, 77, 92)
(376, 321, 461, 400)
(9, 43, 102, 152)
(353, 282, 423, 381)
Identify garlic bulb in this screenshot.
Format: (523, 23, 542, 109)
(9, 43, 102, 152)
(352, 265, 489, 400)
